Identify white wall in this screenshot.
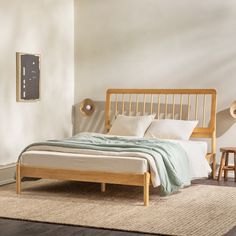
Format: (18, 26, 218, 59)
(75, 0, 236, 159)
(0, 0, 74, 165)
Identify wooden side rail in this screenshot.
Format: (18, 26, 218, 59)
(16, 164, 150, 206)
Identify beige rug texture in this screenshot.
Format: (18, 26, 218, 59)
(0, 180, 235, 236)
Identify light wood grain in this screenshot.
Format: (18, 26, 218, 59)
(16, 165, 150, 205)
(172, 94, 175, 119)
(195, 94, 198, 120)
(187, 95, 190, 120)
(129, 95, 132, 116)
(157, 95, 161, 119)
(143, 94, 146, 115)
(106, 89, 216, 143)
(203, 94, 206, 127)
(20, 166, 145, 186)
(136, 95, 139, 115)
(122, 94, 125, 115)
(150, 94, 153, 114)
(143, 172, 150, 206)
(179, 94, 183, 120)
(165, 95, 168, 118)
(16, 164, 21, 194)
(106, 89, 216, 95)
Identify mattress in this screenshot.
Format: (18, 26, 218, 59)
(20, 137, 211, 180)
(20, 150, 149, 174)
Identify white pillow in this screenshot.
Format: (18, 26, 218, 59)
(108, 114, 156, 137)
(144, 119, 198, 140)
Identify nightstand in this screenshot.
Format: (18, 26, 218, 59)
(218, 147, 236, 182)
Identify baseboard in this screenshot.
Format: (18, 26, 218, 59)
(0, 163, 16, 186)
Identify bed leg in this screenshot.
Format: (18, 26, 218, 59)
(143, 172, 150, 206)
(16, 163, 21, 194)
(101, 183, 106, 192)
(212, 154, 216, 179)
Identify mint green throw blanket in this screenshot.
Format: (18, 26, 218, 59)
(20, 133, 191, 196)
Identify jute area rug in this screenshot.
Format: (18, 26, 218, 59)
(0, 180, 235, 236)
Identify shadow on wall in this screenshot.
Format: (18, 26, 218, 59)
(73, 101, 106, 135)
(73, 100, 236, 139)
(216, 107, 236, 138)
(73, 99, 188, 135)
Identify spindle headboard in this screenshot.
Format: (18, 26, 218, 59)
(105, 89, 217, 154)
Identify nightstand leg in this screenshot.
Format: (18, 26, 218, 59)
(234, 153, 236, 182)
(212, 154, 216, 179)
(218, 152, 226, 181)
(224, 153, 229, 180)
(16, 164, 21, 194)
(143, 172, 150, 206)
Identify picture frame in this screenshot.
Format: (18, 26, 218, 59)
(16, 52, 41, 102)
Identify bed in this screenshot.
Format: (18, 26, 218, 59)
(16, 89, 217, 206)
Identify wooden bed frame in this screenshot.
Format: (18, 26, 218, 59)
(16, 89, 217, 206)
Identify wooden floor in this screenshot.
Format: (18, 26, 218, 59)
(0, 178, 235, 236)
(192, 176, 236, 187)
(0, 218, 161, 236)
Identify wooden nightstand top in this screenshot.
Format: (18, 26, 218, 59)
(220, 147, 236, 153)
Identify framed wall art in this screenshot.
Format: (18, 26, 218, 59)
(16, 52, 40, 102)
